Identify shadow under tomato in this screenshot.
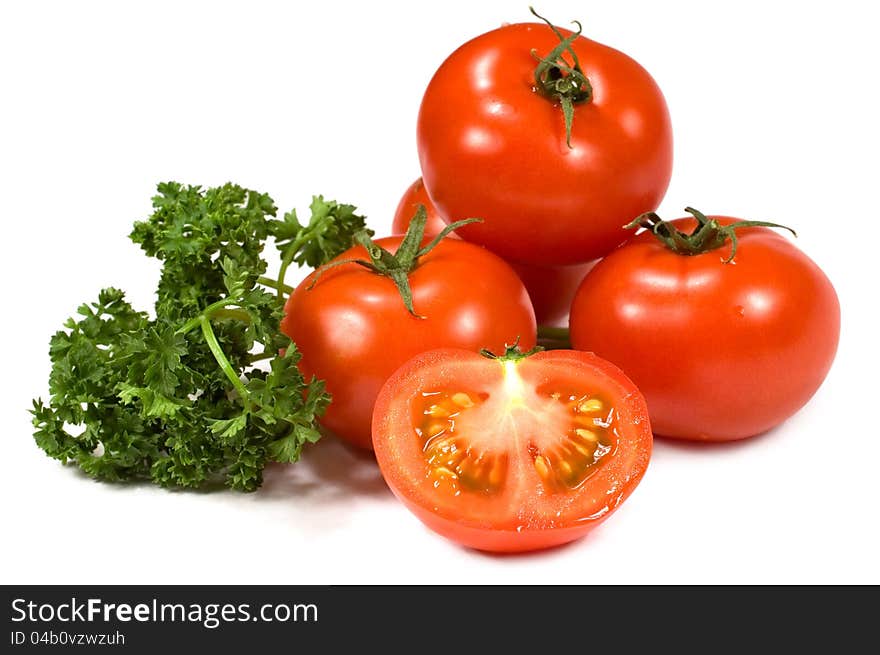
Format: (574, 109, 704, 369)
(257, 431, 391, 503)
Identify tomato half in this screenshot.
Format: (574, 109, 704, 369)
(281, 237, 536, 450)
(392, 178, 593, 326)
(417, 19, 672, 265)
(569, 217, 840, 441)
(372, 348, 652, 552)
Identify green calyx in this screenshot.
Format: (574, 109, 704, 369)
(480, 338, 544, 363)
(308, 205, 481, 318)
(626, 207, 798, 264)
(529, 6, 593, 148)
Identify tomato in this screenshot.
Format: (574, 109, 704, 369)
(512, 261, 593, 328)
(281, 236, 536, 450)
(569, 214, 840, 441)
(372, 347, 652, 552)
(417, 17, 672, 266)
(392, 178, 446, 238)
(392, 178, 593, 326)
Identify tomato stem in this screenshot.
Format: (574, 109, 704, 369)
(257, 276, 295, 296)
(536, 325, 571, 349)
(626, 207, 798, 263)
(529, 6, 593, 148)
(306, 205, 481, 318)
(480, 337, 544, 362)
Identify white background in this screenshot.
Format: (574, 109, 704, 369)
(2, 0, 877, 585)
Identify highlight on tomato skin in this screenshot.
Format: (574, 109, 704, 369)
(371, 348, 652, 553)
(391, 177, 594, 327)
(569, 215, 841, 442)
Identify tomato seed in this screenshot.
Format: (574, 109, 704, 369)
(488, 457, 506, 487)
(434, 466, 458, 479)
(575, 428, 598, 443)
(451, 392, 475, 408)
(569, 438, 593, 457)
(426, 421, 449, 438)
(578, 398, 604, 413)
(426, 404, 451, 418)
(534, 455, 552, 481)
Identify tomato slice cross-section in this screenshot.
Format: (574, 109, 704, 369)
(372, 348, 652, 552)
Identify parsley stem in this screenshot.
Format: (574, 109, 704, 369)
(212, 308, 251, 323)
(257, 276, 294, 296)
(177, 299, 247, 334)
(200, 316, 251, 409)
(275, 233, 310, 300)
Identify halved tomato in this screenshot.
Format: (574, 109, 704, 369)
(372, 347, 652, 552)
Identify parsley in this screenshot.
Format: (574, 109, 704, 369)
(31, 182, 369, 491)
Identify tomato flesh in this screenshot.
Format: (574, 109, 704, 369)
(373, 349, 652, 552)
(414, 384, 616, 497)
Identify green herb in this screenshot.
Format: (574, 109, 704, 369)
(31, 182, 369, 491)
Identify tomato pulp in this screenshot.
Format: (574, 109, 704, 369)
(417, 21, 673, 265)
(570, 217, 840, 441)
(392, 178, 593, 326)
(373, 348, 652, 552)
(282, 237, 536, 450)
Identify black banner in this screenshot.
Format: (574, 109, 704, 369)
(1, 585, 873, 651)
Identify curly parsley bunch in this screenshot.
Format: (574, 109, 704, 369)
(31, 182, 369, 490)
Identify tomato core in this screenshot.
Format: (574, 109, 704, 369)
(410, 361, 617, 499)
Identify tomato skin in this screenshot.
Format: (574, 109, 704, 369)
(281, 237, 536, 450)
(392, 178, 447, 238)
(511, 260, 593, 328)
(392, 178, 593, 326)
(569, 218, 841, 441)
(417, 22, 672, 266)
(373, 348, 652, 552)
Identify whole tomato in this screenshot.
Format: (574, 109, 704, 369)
(392, 178, 592, 326)
(281, 230, 536, 450)
(417, 11, 672, 266)
(569, 210, 840, 441)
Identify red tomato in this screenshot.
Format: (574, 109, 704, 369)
(417, 20, 672, 266)
(372, 348, 652, 552)
(281, 237, 536, 450)
(512, 261, 593, 328)
(392, 178, 593, 326)
(569, 217, 840, 441)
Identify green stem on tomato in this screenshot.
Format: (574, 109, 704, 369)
(480, 337, 545, 362)
(626, 207, 797, 264)
(306, 207, 480, 318)
(529, 6, 593, 148)
(537, 325, 571, 350)
(537, 325, 570, 341)
(200, 316, 251, 409)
